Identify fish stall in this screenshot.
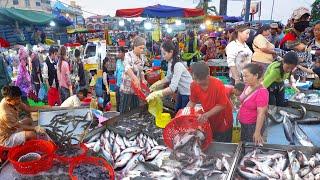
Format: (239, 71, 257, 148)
(230, 143, 320, 180)
(268, 106, 320, 146)
(288, 90, 320, 112)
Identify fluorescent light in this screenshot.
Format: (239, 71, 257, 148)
(167, 27, 172, 33)
(119, 20, 125, 27)
(144, 21, 152, 30)
(49, 21, 56, 27)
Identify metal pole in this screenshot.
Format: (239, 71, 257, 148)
(245, 0, 251, 22)
(271, 0, 275, 20)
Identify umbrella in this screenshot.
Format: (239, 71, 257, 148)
(116, 4, 204, 18)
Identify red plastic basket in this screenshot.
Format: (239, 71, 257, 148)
(131, 82, 150, 101)
(163, 115, 212, 150)
(0, 146, 10, 161)
(8, 140, 57, 174)
(69, 156, 115, 180)
(54, 143, 88, 164)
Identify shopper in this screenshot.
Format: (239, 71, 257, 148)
(43, 46, 59, 89)
(114, 47, 126, 112)
(270, 23, 280, 48)
(119, 36, 147, 114)
(30, 52, 43, 96)
(187, 62, 233, 142)
(226, 24, 252, 85)
(0, 86, 47, 147)
(263, 52, 299, 106)
(147, 40, 192, 112)
(15, 47, 31, 102)
(280, 7, 310, 50)
(57, 46, 72, 102)
(0, 55, 11, 100)
(297, 58, 320, 77)
(307, 21, 320, 61)
(102, 58, 110, 109)
(71, 49, 86, 92)
(252, 25, 277, 72)
(238, 63, 269, 145)
(60, 89, 87, 108)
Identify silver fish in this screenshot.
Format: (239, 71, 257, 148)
(122, 154, 145, 175)
(283, 167, 293, 180)
(315, 174, 320, 180)
(237, 166, 268, 180)
(173, 133, 194, 150)
(114, 153, 133, 169)
(84, 142, 96, 149)
(115, 134, 126, 150)
(121, 146, 144, 154)
(93, 139, 101, 153)
(113, 142, 121, 160)
(297, 151, 309, 167)
(298, 166, 312, 177)
(222, 156, 230, 171)
(103, 129, 110, 139)
(152, 145, 167, 151)
(292, 158, 301, 175)
(312, 165, 320, 175)
(216, 158, 223, 171)
(294, 122, 314, 147)
(303, 172, 315, 180)
(87, 133, 101, 143)
(122, 137, 131, 148)
(283, 115, 295, 145)
(146, 149, 160, 160)
(102, 148, 114, 165)
(250, 159, 280, 179)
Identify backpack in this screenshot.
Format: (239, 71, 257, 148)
(95, 77, 104, 97)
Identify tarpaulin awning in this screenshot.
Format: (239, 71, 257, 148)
(0, 8, 54, 25)
(54, 14, 73, 26)
(116, 4, 204, 18)
(223, 15, 243, 23)
(0, 38, 10, 48)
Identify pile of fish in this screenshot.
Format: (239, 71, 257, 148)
(72, 164, 110, 180)
(269, 105, 306, 123)
(289, 150, 320, 180)
(237, 148, 291, 180)
(44, 111, 93, 150)
(283, 114, 314, 146)
(122, 130, 230, 179)
(109, 112, 163, 142)
(17, 164, 70, 180)
(84, 128, 168, 176)
(295, 93, 320, 105)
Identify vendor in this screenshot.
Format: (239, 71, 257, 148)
(119, 36, 147, 114)
(147, 40, 192, 112)
(0, 86, 47, 147)
(187, 62, 233, 142)
(60, 89, 87, 108)
(262, 52, 299, 106)
(239, 64, 269, 145)
(297, 58, 320, 77)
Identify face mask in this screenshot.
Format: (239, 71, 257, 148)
(294, 21, 309, 32)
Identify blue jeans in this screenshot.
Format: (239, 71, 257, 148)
(175, 93, 189, 112)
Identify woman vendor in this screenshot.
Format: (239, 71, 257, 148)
(119, 36, 147, 114)
(262, 52, 299, 106)
(0, 86, 47, 147)
(147, 40, 193, 112)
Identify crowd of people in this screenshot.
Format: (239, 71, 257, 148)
(0, 6, 320, 148)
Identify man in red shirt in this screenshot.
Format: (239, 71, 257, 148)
(187, 62, 233, 142)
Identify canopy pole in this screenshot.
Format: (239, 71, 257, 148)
(244, 0, 251, 22)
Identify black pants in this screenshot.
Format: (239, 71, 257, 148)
(115, 85, 121, 112)
(268, 82, 285, 107)
(240, 122, 266, 142)
(214, 128, 233, 143)
(119, 92, 139, 114)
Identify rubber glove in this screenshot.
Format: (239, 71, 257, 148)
(149, 80, 162, 92)
(146, 90, 164, 102)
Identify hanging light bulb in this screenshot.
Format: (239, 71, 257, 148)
(167, 27, 173, 33)
(144, 21, 152, 30)
(164, 24, 169, 29)
(119, 20, 125, 27)
(205, 19, 211, 26)
(49, 21, 56, 27)
(175, 19, 182, 26)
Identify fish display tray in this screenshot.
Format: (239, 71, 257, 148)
(230, 143, 291, 180)
(204, 142, 241, 180)
(288, 90, 320, 112)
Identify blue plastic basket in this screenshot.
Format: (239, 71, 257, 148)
(152, 59, 161, 67)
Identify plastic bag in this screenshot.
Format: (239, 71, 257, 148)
(38, 84, 48, 101)
(148, 96, 163, 120)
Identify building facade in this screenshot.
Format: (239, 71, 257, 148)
(0, 0, 52, 13)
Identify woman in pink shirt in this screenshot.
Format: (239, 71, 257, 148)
(57, 46, 72, 102)
(238, 63, 269, 144)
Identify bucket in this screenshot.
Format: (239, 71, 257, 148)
(156, 113, 171, 128)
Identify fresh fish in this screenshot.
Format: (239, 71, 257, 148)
(150, 150, 171, 168)
(312, 165, 320, 175)
(114, 153, 133, 169)
(103, 129, 110, 139)
(121, 146, 145, 154)
(292, 158, 301, 175)
(195, 130, 205, 141)
(279, 110, 300, 120)
(297, 151, 309, 167)
(193, 140, 201, 157)
(146, 149, 160, 160)
(84, 142, 96, 149)
(283, 167, 293, 180)
(102, 148, 114, 164)
(182, 157, 203, 176)
(222, 156, 230, 171)
(304, 171, 315, 180)
(147, 137, 154, 147)
(116, 134, 126, 150)
(283, 115, 295, 145)
(298, 166, 312, 177)
(104, 138, 112, 152)
(113, 142, 121, 160)
(295, 174, 303, 180)
(216, 158, 223, 171)
(249, 159, 280, 179)
(152, 139, 158, 146)
(296, 117, 320, 124)
(93, 139, 101, 153)
(122, 137, 131, 148)
(315, 174, 320, 180)
(237, 166, 268, 180)
(309, 156, 320, 168)
(294, 122, 314, 147)
(122, 154, 145, 175)
(173, 133, 194, 150)
(151, 145, 167, 151)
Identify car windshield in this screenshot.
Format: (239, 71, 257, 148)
(85, 45, 96, 58)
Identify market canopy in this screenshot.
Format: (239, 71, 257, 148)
(0, 8, 54, 25)
(116, 4, 204, 18)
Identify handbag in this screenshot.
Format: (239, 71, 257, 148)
(38, 84, 48, 101)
